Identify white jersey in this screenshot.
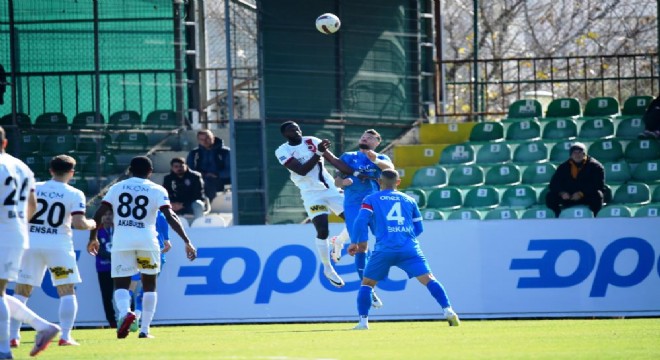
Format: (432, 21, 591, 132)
(28, 180, 86, 250)
(0, 152, 35, 249)
(102, 177, 171, 251)
(275, 136, 336, 192)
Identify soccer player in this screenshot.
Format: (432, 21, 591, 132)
(0, 126, 61, 359)
(349, 169, 459, 329)
(10, 155, 97, 347)
(87, 156, 197, 339)
(323, 129, 393, 308)
(275, 121, 344, 287)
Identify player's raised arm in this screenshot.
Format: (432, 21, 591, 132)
(322, 147, 355, 175)
(161, 206, 197, 261)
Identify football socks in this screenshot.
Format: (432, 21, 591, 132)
(426, 280, 451, 309)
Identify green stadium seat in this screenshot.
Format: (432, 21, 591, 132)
(512, 141, 548, 164)
(502, 99, 543, 121)
(615, 117, 645, 139)
(588, 139, 623, 163)
(522, 163, 556, 185)
(624, 139, 660, 163)
(402, 188, 427, 209)
(448, 164, 485, 186)
(537, 186, 550, 205)
(542, 119, 577, 140)
(0, 113, 32, 129)
(631, 159, 660, 184)
(634, 204, 660, 218)
(22, 155, 46, 175)
(82, 153, 120, 176)
(596, 205, 632, 218)
(505, 120, 541, 141)
(144, 110, 179, 129)
(611, 182, 651, 205)
(71, 112, 105, 131)
(559, 205, 594, 219)
(439, 143, 475, 165)
(421, 209, 444, 220)
(500, 184, 537, 209)
(653, 186, 660, 203)
(581, 97, 619, 118)
(34, 112, 68, 130)
(549, 141, 574, 163)
(469, 122, 504, 142)
(485, 163, 521, 186)
(446, 208, 482, 220)
(77, 133, 112, 154)
(411, 166, 448, 188)
(426, 186, 463, 210)
(545, 98, 581, 119)
(15, 132, 41, 155)
(484, 207, 519, 220)
(475, 142, 512, 164)
(463, 186, 499, 209)
(41, 134, 77, 155)
(117, 132, 149, 151)
(521, 206, 554, 219)
(603, 161, 631, 184)
(578, 118, 615, 140)
(619, 95, 653, 117)
(109, 110, 141, 130)
(426, 187, 463, 210)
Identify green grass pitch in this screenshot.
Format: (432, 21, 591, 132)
(11, 319, 660, 359)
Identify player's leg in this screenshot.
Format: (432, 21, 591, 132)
(136, 250, 160, 338)
(51, 248, 82, 345)
(111, 251, 138, 339)
(0, 279, 12, 357)
(311, 213, 344, 288)
(404, 249, 459, 326)
(8, 283, 32, 347)
(10, 247, 45, 346)
(129, 273, 141, 332)
(354, 251, 390, 329)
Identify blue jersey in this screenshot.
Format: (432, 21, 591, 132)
(352, 189, 423, 252)
(339, 151, 391, 206)
(156, 211, 169, 264)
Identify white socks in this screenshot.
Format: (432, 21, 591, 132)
(315, 238, 331, 268)
(8, 294, 26, 341)
(59, 295, 78, 341)
(0, 296, 10, 353)
(140, 292, 157, 334)
(113, 289, 132, 319)
(6, 295, 49, 331)
(335, 227, 349, 246)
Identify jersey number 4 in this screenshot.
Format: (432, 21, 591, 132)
(386, 202, 405, 225)
(117, 192, 149, 220)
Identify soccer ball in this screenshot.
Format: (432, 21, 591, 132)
(315, 13, 341, 34)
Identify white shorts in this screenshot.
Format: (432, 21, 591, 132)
(0, 247, 24, 282)
(301, 187, 344, 219)
(18, 248, 81, 287)
(111, 250, 161, 278)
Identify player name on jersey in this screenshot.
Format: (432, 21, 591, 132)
(29, 225, 58, 234)
(7, 210, 26, 219)
(118, 219, 145, 228)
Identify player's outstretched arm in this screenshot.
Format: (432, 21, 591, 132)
(72, 214, 96, 230)
(322, 149, 354, 175)
(161, 207, 197, 261)
(348, 207, 372, 256)
(87, 202, 111, 256)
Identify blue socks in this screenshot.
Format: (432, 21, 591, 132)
(355, 252, 366, 280)
(426, 280, 451, 309)
(357, 285, 372, 316)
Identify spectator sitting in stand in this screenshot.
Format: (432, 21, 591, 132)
(163, 157, 207, 221)
(545, 142, 605, 218)
(640, 94, 660, 139)
(186, 129, 231, 202)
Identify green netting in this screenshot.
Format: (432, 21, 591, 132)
(0, 0, 179, 120)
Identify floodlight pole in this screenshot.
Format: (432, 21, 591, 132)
(225, 0, 239, 223)
(472, 0, 479, 121)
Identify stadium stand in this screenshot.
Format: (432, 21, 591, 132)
(542, 119, 577, 140)
(558, 205, 594, 219)
(426, 187, 462, 211)
(501, 99, 543, 122)
(34, 112, 68, 130)
(484, 207, 519, 220)
(485, 163, 521, 186)
(469, 122, 504, 142)
(596, 204, 633, 218)
(410, 165, 448, 189)
(544, 98, 581, 120)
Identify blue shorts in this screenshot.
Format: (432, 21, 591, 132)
(363, 247, 432, 281)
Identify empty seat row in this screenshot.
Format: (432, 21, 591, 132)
(0, 110, 181, 131)
(8, 131, 150, 155)
(411, 163, 557, 188)
(439, 138, 660, 166)
(22, 152, 122, 178)
(501, 95, 652, 122)
(421, 203, 660, 221)
(404, 182, 660, 211)
(470, 117, 647, 143)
